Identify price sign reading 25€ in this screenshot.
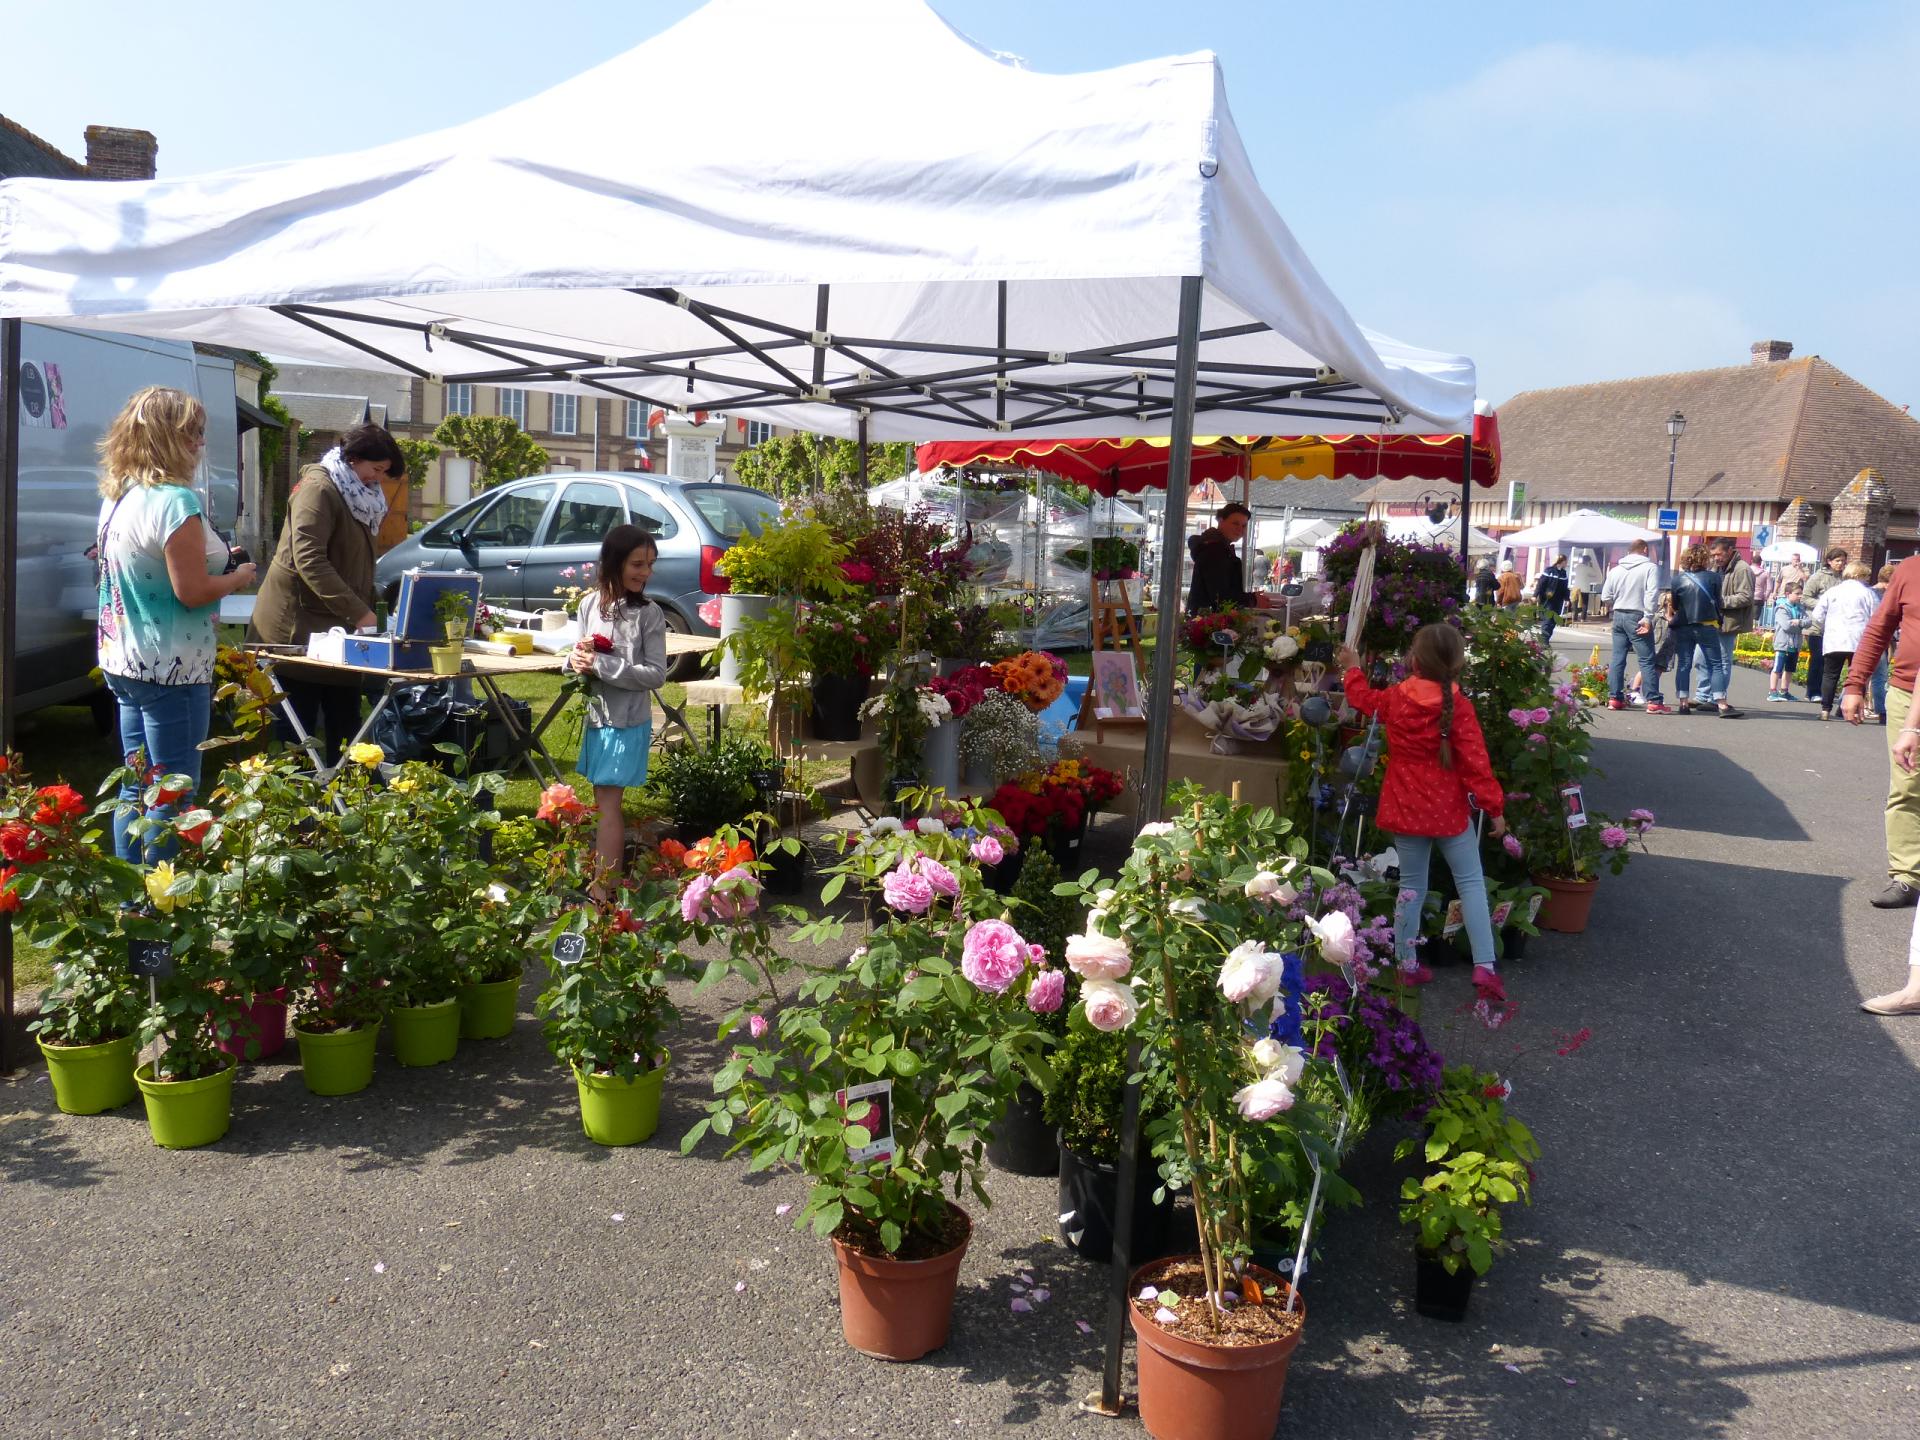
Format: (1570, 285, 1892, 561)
(552, 933, 588, 967)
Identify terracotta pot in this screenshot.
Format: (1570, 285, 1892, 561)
(1129, 1259, 1306, 1440)
(1533, 873, 1598, 933)
(830, 1205, 971, 1361)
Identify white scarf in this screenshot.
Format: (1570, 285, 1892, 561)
(322, 446, 389, 536)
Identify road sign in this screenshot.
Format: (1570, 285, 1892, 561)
(1656, 508, 1680, 533)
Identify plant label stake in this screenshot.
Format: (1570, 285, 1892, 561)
(1561, 785, 1587, 829)
(834, 1079, 895, 1163)
(127, 938, 174, 980)
(551, 933, 587, 967)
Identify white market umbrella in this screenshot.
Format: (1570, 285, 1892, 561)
(1381, 515, 1500, 556)
(1501, 508, 1660, 549)
(1761, 538, 1818, 564)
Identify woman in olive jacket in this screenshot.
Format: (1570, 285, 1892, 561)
(248, 425, 405, 761)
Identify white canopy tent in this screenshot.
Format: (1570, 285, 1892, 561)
(1383, 515, 1501, 557)
(0, 0, 1477, 820)
(1501, 509, 1660, 549)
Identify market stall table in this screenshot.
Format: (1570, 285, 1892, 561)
(248, 634, 717, 783)
(1059, 708, 1290, 821)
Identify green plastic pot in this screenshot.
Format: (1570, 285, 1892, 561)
(295, 1021, 381, 1096)
(38, 1034, 139, 1115)
(573, 1058, 668, 1146)
(458, 978, 520, 1040)
(134, 1059, 236, 1149)
(391, 998, 461, 1067)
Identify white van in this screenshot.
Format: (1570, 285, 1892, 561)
(12, 324, 238, 714)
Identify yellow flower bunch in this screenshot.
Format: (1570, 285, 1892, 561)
(144, 861, 189, 913)
(347, 742, 385, 769)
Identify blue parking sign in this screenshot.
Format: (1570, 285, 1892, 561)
(1656, 508, 1680, 532)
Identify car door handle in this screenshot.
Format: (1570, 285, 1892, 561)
(504, 562, 523, 571)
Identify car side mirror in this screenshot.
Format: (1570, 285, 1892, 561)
(449, 528, 480, 565)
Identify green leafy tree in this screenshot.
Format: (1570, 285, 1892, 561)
(732, 433, 912, 499)
(431, 414, 550, 493)
(397, 438, 441, 492)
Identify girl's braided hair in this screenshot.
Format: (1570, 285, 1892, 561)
(1408, 623, 1467, 769)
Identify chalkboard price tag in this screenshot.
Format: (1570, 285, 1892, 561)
(127, 938, 175, 979)
(552, 933, 588, 967)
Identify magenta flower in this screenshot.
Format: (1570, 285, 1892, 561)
(1507, 707, 1533, 728)
(680, 872, 715, 924)
(1628, 807, 1656, 831)
(1599, 825, 1629, 850)
(711, 866, 761, 920)
(1027, 943, 1046, 963)
(969, 835, 1005, 866)
(1502, 833, 1523, 859)
(882, 864, 934, 914)
(1529, 706, 1553, 725)
(960, 919, 1030, 994)
(915, 855, 959, 898)
(1026, 969, 1067, 1014)
(747, 1014, 768, 1039)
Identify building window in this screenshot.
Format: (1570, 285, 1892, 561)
(625, 401, 645, 439)
(497, 388, 527, 427)
(551, 393, 578, 435)
(745, 420, 774, 447)
(445, 383, 473, 417)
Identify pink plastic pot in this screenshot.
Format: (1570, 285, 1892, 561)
(214, 990, 290, 1063)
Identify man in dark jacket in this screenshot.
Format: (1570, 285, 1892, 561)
(1186, 502, 1256, 614)
(1472, 558, 1497, 606)
(1534, 554, 1570, 642)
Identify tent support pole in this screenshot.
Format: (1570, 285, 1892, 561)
(1459, 434, 1474, 570)
(1094, 273, 1203, 1419)
(857, 413, 869, 487)
(0, 318, 19, 1075)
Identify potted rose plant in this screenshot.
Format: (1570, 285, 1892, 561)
(798, 598, 896, 741)
(685, 803, 1053, 1361)
(1056, 790, 1339, 1440)
(7, 759, 148, 1114)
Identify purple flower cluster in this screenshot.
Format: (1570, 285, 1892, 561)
(1302, 973, 1444, 1106)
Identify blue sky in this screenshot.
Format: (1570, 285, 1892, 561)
(8, 0, 1916, 409)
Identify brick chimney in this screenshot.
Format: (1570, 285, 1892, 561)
(83, 126, 157, 180)
(1750, 339, 1794, 366)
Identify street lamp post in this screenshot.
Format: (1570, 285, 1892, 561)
(1664, 409, 1686, 571)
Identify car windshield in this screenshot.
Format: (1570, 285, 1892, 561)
(683, 486, 778, 540)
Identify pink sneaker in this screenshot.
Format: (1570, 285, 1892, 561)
(1472, 966, 1507, 1004)
(1402, 962, 1435, 985)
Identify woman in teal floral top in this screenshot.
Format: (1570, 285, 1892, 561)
(94, 386, 256, 860)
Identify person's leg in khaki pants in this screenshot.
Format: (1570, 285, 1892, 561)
(1884, 687, 1920, 900)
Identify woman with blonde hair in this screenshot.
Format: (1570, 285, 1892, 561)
(1810, 561, 1881, 722)
(95, 386, 256, 860)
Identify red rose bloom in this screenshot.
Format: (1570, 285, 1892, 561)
(32, 783, 88, 825)
(591, 633, 615, 654)
(178, 818, 212, 846)
(0, 821, 47, 865)
(0, 867, 19, 912)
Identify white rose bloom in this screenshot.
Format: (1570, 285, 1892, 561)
(1137, 822, 1176, 838)
(1244, 870, 1296, 905)
(916, 818, 947, 836)
(870, 817, 904, 835)
(1168, 896, 1208, 919)
(1096, 888, 1117, 907)
(1266, 1043, 1307, 1085)
(486, 883, 510, 904)
(1065, 929, 1133, 980)
(1217, 941, 1282, 1005)
(1250, 1038, 1285, 1071)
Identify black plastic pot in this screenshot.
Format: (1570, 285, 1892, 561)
(1043, 815, 1090, 871)
(1248, 1233, 1321, 1288)
(809, 672, 871, 742)
(1057, 1135, 1179, 1264)
(1501, 926, 1530, 961)
(984, 850, 1025, 895)
(985, 1083, 1058, 1176)
(760, 837, 809, 897)
(1414, 1249, 1474, 1321)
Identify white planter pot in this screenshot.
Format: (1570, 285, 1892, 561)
(718, 593, 775, 687)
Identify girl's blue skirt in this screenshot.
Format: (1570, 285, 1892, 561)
(578, 720, 653, 787)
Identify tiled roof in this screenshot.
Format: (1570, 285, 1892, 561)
(1357, 356, 1920, 512)
(278, 392, 376, 437)
(0, 114, 84, 180)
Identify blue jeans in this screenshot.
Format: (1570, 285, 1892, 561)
(105, 674, 211, 863)
(1693, 631, 1739, 701)
(1395, 823, 1498, 970)
(1673, 623, 1729, 702)
(1609, 609, 1661, 703)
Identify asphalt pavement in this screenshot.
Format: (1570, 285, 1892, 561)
(4, 634, 1918, 1439)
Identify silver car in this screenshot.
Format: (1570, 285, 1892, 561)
(376, 472, 778, 677)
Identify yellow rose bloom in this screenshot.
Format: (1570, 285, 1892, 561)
(145, 862, 182, 913)
(347, 742, 385, 769)
(391, 775, 420, 794)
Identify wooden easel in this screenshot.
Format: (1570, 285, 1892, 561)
(1081, 574, 1148, 738)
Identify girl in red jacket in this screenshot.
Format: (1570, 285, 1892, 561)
(1338, 623, 1508, 1003)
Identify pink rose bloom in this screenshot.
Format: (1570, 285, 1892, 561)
(1081, 978, 1138, 1032)
(882, 864, 935, 914)
(1307, 911, 1354, 968)
(1502, 833, 1524, 859)
(711, 866, 761, 920)
(747, 1014, 768, 1040)
(916, 856, 960, 898)
(960, 919, 1030, 994)
(681, 872, 714, 924)
(1065, 930, 1132, 980)
(1529, 706, 1553, 725)
(1506, 707, 1532, 727)
(1027, 943, 1046, 963)
(969, 835, 1005, 866)
(1026, 969, 1067, 1014)
(1232, 1076, 1296, 1121)
(1599, 825, 1629, 850)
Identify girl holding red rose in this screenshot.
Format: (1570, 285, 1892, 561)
(570, 526, 668, 890)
